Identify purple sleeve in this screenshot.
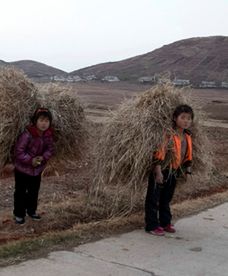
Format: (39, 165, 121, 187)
(43, 136, 54, 162)
(14, 132, 33, 164)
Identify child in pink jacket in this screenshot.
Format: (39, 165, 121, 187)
(13, 108, 54, 224)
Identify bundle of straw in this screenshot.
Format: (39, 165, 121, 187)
(0, 69, 87, 173)
(91, 82, 212, 216)
(38, 84, 87, 160)
(0, 67, 39, 169)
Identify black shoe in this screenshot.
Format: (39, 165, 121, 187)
(15, 216, 25, 225)
(29, 214, 41, 221)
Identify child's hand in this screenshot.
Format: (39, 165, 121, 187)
(32, 156, 43, 167)
(155, 172, 164, 184)
(36, 156, 43, 162)
(154, 165, 163, 184)
(32, 158, 38, 167)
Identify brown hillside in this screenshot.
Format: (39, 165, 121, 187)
(0, 60, 67, 78)
(71, 36, 228, 83)
(10, 60, 67, 78)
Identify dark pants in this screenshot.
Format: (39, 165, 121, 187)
(13, 169, 41, 218)
(145, 170, 176, 231)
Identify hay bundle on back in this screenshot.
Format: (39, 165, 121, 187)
(0, 67, 39, 169)
(38, 84, 87, 160)
(91, 82, 212, 216)
(0, 69, 87, 176)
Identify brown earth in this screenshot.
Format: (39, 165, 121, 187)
(0, 82, 228, 246)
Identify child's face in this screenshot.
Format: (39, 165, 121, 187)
(36, 116, 50, 132)
(174, 112, 192, 129)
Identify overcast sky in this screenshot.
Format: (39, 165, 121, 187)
(1, 0, 228, 72)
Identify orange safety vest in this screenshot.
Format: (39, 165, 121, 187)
(154, 132, 192, 169)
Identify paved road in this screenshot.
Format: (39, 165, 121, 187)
(1, 203, 228, 275)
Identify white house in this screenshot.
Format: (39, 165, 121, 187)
(173, 79, 190, 86)
(199, 81, 217, 88)
(83, 74, 97, 81)
(102, 76, 120, 82)
(51, 75, 66, 82)
(70, 75, 82, 82)
(138, 76, 156, 84)
(221, 81, 228, 88)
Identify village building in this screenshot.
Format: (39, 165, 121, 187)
(172, 79, 190, 86)
(102, 75, 120, 82)
(138, 76, 156, 84)
(221, 81, 228, 88)
(199, 81, 217, 88)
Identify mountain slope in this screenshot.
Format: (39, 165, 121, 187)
(0, 60, 67, 78)
(10, 60, 67, 78)
(71, 36, 228, 83)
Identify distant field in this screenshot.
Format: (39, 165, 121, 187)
(66, 82, 228, 123)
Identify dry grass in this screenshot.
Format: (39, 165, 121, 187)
(91, 81, 213, 216)
(0, 70, 87, 174)
(38, 84, 88, 160)
(0, 67, 39, 169)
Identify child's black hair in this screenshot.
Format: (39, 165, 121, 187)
(172, 104, 194, 122)
(173, 104, 194, 127)
(31, 108, 53, 126)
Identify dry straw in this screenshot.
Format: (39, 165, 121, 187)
(0, 68, 87, 172)
(91, 81, 212, 216)
(37, 83, 87, 160)
(0, 67, 39, 169)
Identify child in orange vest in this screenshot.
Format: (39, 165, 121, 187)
(145, 104, 194, 236)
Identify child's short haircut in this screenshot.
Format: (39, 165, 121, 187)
(31, 108, 53, 125)
(173, 104, 194, 121)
